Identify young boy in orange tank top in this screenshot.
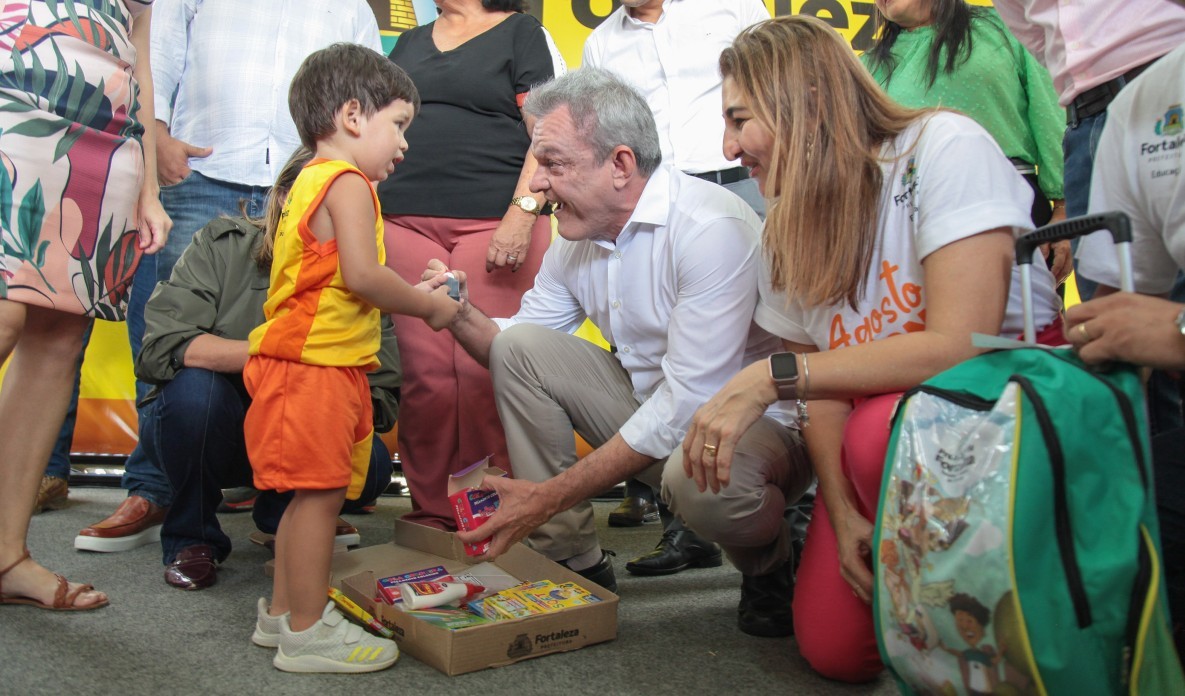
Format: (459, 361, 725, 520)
(243, 43, 460, 674)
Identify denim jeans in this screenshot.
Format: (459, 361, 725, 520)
(142, 368, 394, 564)
(43, 322, 92, 480)
(1063, 111, 1108, 300)
(48, 172, 270, 506)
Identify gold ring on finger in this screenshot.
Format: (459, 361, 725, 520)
(1077, 323, 1091, 342)
(703, 443, 718, 456)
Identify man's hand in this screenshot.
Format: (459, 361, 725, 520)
(455, 476, 559, 560)
(155, 120, 212, 187)
(1065, 292, 1185, 370)
(486, 208, 534, 272)
(1043, 239, 1073, 285)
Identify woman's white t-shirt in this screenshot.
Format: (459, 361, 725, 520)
(755, 112, 1060, 349)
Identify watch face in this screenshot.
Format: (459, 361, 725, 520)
(517, 197, 538, 212)
(770, 352, 798, 381)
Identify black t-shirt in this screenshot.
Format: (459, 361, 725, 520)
(377, 13, 557, 218)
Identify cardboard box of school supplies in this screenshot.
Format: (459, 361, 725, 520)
(334, 519, 618, 676)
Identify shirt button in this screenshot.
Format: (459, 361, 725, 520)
(611, 301, 621, 309)
(621, 346, 631, 354)
(614, 252, 622, 259)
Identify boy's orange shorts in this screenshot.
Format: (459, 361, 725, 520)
(243, 355, 373, 499)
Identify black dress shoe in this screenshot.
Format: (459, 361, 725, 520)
(164, 544, 218, 590)
(607, 496, 660, 527)
(625, 530, 723, 576)
(563, 551, 618, 594)
(737, 555, 795, 637)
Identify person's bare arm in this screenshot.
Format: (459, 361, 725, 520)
(326, 174, 460, 329)
(177, 335, 249, 373)
(130, 9, 171, 254)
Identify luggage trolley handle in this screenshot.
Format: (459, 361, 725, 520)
(1015, 212, 1135, 344)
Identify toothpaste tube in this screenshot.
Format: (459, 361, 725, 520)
(449, 487, 499, 556)
(398, 581, 487, 610)
(376, 565, 451, 604)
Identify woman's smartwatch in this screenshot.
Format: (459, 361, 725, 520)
(769, 352, 800, 401)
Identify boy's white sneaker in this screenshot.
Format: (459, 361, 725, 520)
(252, 597, 284, 648)
(273, 601, 399, 673)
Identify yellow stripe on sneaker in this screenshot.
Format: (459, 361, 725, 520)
(348, 647, 384, 663)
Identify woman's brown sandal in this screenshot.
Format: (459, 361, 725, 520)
(0, 548, 109, 611)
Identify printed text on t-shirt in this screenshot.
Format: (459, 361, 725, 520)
(829, 259, 926, 349)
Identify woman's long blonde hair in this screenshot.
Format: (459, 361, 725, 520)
(720, 16, 932, 309)
(251, 146, 315, 270)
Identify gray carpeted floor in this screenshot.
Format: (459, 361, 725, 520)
(2, 486, 895, 695)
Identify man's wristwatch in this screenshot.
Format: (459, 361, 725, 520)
(769, 352, 800, 401)
(1175, 307, 1185, 336)
(510, 196, 541, 216)
(169, 344, 187, 372)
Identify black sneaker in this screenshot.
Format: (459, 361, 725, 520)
(737, 554, 795, 637)
(563, 550, 618, 594)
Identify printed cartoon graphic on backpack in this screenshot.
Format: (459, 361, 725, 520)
(875, 385, 1038, 695)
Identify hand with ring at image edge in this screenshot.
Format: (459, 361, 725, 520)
(486, 210, 533, 273)
(682, 361, 773, 494)
(1064, 292, 1185, 371)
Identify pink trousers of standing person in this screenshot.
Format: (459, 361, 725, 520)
(382, 214, 551, 530)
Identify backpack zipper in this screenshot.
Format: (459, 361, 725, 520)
(1013, 374, 1093, 629)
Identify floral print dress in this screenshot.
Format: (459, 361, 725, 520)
(0, 0, 152, 320)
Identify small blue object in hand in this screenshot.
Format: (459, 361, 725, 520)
(444, 275, 460, 301)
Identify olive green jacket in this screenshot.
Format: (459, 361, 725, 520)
(136, 217, 401, 432)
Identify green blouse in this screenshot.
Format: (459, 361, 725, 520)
(863, 11, 1065, 200)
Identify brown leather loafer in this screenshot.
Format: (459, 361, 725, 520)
(75, 495, 169, 553)
(34, 475, 69, 514)
(607, 496, 660, 527)
(164, 544, 218, 590)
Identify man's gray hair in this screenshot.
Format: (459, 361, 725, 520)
(524, 68, 662, 177)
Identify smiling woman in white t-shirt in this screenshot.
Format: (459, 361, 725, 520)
(679, 15, 1062, 683)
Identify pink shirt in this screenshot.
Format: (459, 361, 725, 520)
(993, 0, 1185, 105)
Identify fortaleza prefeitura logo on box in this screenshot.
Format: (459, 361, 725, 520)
(506, 627, 582, 658)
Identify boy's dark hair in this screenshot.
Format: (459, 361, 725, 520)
(288, 42, 420, 149)
(949, 592, 991, 626)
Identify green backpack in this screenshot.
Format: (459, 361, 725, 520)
(873, 347, 1184, 695)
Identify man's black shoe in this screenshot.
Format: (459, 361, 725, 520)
(564, 550, 618, 594)
(607, 496, 660, 527)
(625, 530, 723, 576)
(738, 555, 795, 637)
